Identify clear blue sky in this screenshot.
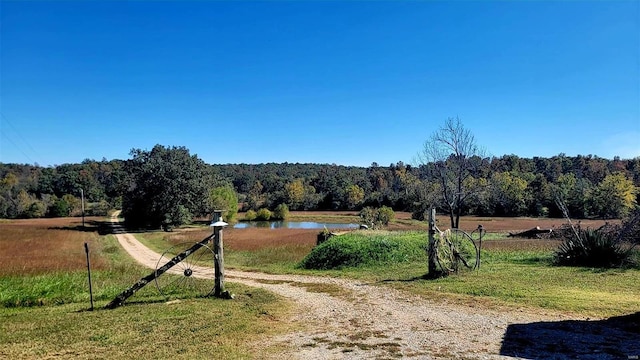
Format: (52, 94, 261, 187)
(1, 1, 639, 167)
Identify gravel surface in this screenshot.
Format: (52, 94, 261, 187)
(110, 217, 640, 359)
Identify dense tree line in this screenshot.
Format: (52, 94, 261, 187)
(1, 150, 639, 224)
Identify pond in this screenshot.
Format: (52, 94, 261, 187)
(233, 221, 360, 230)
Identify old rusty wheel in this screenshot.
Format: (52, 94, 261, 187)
(154, 242, 215, 299)
(436, 228, 478, 273)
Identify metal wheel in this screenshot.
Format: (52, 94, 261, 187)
(154, 242, 215, 299)
(436, 229, 478, 273)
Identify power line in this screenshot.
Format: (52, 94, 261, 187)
(0, 131, 35, 164)
(0, 112, 40, 164)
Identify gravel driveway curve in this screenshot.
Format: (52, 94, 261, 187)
(109, 216, 639, 359)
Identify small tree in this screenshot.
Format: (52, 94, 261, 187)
(359, 206, 395, 229)
(377, 206, 395, 225)
(209, 184, 239, 222)
(591, 172, 637, 219)
(285, 179, 306, 210)
(488, 172, 529, 216)
(417, 117, 488, 229)
(359, 207, 377, 228)
(345, 184, 365, 209)
(272, 203, 290, 220)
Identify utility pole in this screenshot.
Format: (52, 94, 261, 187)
(80, 189, 85, 228)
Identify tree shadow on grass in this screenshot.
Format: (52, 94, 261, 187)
(500, 312, 640, 359)
(378, 273, 435, 283)
(50, 220, 151, 235)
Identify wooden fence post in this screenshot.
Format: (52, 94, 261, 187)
(212, 210, 231, 299)
(428, 208, 438, 277)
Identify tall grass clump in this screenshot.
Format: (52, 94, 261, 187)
(553, 212, 639, 268)
(299, 231, 427, 270)
(554, 227, 627, 268)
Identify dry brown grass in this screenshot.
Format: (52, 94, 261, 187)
(181, 227, 318, 252)
(177, 213, 613, 254)
(481, 238, 561, 252)
(0, 217, 108, 276)
(454, 216, 613, 233)
(276, 211, 613, 233)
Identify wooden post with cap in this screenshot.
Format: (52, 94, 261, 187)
(211, 210, 232, 299)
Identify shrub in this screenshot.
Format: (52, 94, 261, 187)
(244, 209, 257, 221)
(553, 223, 637, 268)
(25, 201, 47, 218)
(411, 208, 427, 221)
(378, 206, 395, 225)
(299, 231, 426, 270)
(272, 203, 289, 221)
(88, 200, 111, 216)
(49, 198, 70, 217)
(359, 206, 395, 229)
(256, 208, 272, 221)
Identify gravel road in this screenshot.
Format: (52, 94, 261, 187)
(110, 217, 639, 360)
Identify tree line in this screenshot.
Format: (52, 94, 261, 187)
(1, 146, 639, 225)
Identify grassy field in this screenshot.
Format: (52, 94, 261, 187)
(1, 214, 638, 358)
(0, 217, 292, 359)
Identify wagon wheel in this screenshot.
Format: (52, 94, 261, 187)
(154, 242, 215, 299)
(436, 229, 478, 273)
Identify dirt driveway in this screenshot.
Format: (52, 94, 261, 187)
(110, 217, 639, 359)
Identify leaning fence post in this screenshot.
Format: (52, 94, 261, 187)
(84, 242, 94, 311)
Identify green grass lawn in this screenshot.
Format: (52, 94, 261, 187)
(0, 288, 289, 360)
(383, 252, 640, 318)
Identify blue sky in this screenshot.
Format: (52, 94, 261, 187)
(1, 1, 638, 167)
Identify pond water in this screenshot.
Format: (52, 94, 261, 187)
(233, 221, 360, 230)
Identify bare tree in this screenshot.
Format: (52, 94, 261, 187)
(417, 117, 488, 229)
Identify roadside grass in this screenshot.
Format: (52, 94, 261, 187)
(0, 286, 290, 360)
(0, 233, 159, 307)
(0, 218, 293, 359)
(383, 252, 640, 318)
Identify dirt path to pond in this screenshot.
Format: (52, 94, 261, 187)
(110, 216, 639, 359)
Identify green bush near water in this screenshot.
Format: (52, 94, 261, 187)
(256, 208, 272, 221)
(299, 231, 427, 270)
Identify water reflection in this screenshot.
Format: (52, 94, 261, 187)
(233, 221, 359, 230)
